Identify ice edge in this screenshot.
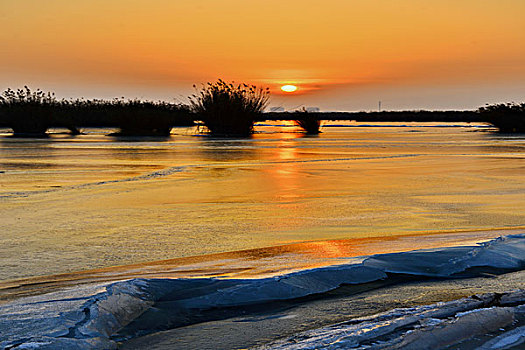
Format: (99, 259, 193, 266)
(1, 234, 524, 349)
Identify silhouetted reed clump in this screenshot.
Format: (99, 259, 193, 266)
(294, 109, 322, 134)
(0, 87, 193, 136)
(190, 79, 269, 136)
(478, 103, 525, 133)
(0, 87, 57, 136)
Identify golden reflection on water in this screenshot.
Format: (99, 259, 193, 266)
(273, 136, 301, 202)
(0, 123, 524, 283)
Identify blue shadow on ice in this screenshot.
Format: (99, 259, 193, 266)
(1, 234, 524, 349)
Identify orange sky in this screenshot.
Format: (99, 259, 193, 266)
(1, 0, 524, 110)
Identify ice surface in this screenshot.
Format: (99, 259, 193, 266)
(260, 292, 525, 349)
(4, 126, 525, 283)
(479, 326, 525, 349)
(1, 234, 524, 349)
(362, 234, 525, 276)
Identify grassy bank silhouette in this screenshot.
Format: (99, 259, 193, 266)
(1, 85, 524, 136)
(0, 87, 192, 137)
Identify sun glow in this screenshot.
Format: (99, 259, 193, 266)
(281, 85, 298, 93)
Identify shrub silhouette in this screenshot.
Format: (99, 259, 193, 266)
(190, 79, 269, 136)
(479, 103, 525, 133)
(0, 87, 56, 136)
(294, 108, 322, 134)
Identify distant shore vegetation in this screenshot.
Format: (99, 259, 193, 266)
(0, 85, 524, 137)
(0, 87, 192, 137)
(478, 102, 525, 133)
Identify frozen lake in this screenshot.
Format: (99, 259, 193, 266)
(1, 122, 524, 282)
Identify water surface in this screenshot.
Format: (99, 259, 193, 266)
(1, 122, 524, 281)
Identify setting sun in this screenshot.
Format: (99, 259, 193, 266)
(281, 85, 298, 93)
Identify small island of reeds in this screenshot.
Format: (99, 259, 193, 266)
(293, 108, 323, 134)
(189, 79, 270, 136)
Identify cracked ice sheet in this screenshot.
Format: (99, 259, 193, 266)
(258, 292, 525, 350)
(0, 282, 112, 347)
(480, 326, 525, 349)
